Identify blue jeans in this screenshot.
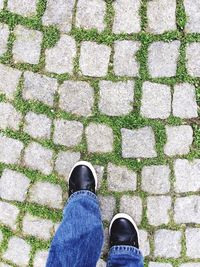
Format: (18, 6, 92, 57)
(46, 191, 144, 267)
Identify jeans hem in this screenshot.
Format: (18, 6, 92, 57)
(109, 245, 142, 256)
(67, 190, 98, 203)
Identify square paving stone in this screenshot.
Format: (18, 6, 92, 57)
(7, 0, 38, 17)
(0, 0, 3, 9)
(186, 43, 200, 77)
(23, 71, 58, 107)
(107, 163, 137, 192)
(140, 81, 171, 119)
(59, 80, 94, 117)
(186, 228, 200, 259)
(0, 102, 22, 130)
(45, 35, 76, 74)
(33, 250, 49, 267)
(147, 0, 176, 34)
(99, 196, 116, 221)
(149, 263, 173, 267)
(76, 0, 106, 32)
(0, 135, 24, 164)
(13, 25, 42, 64)
(174, 196, 200, 224)
(53, 119, 83, 147)
(29, 181, 63, 209)
(180, 264, 200, 267)
(3, 237, 31, 266)
(184, 0, 200, 33)
(120, 196, 142, 225)
(141, 165, 170, 194)
(0, 201, 19, 230)
(86, 123, 114, 153)
(23, 142, 53, 175)
(94, 165, 104, 189)
(154, 229, 182, 258)
(164, 125, 193, 156)
(0, 23, 9, 56)
(42, 0, 75, 33)
(24, 112, 52, 140)
(113, 41, 140, 77)
(139, 230, 150, 257)
(147, 196, 171, 226)
(174, 159, 200, 193)
(121, 127, 157, 158)
(79, 41, 111, 77)
(148, 41, 180, 77)
(99, 80, 134, 116)
(0, 64, 21, 99)
(0, 169, 30, 202)
(173, 83, 198, 118)
(112, 0, 140, 34)
(22, 213, 54, 240)
(55, 151, 81, 180)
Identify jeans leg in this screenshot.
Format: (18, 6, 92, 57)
(106, 246, 144, 267)
(46, 190, 104, 267)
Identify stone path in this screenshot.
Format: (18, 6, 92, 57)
(0, 0, 199, 266)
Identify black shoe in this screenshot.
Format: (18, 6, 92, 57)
(109, 213, 139, 249)
(68, 161, 97, 197)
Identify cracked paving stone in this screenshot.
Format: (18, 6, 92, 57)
(120, 196, 142, 225)
(0, 23, 9, 56)
(42, 0, 75, 33)
(99, 80, 134, 116)
(107, 163, 137, 192)
(0, 169, 30, 202)
(7, 0, 38, 17)
(121, 126, 157, 158)
(45, 35, 76, 75)
(184, 0, 200, 33)
(99, 196, 116, 221)
(33, 250, 49, 267)
(0, 201, 19, 230)
(139, 230, 150, 257)
(186, 43, 200, 77)
(76, 0, 106, 32)
(0, 102, 22, 130)
(13, 25, 42, 64)
(149, 263, 173, 267)
(79, 41, 111, 77)
(164, 125, 193, 156)
(148, 41, 180, 77)
(59, 80, 94, 117)
(186, 228, 200, 259)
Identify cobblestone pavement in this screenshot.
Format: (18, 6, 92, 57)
(0, 0, 199, 266)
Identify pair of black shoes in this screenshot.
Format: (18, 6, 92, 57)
(69, 161, 139, 249)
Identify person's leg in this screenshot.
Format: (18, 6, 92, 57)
(106, 214, 144, 267)
(46, 161, 104, 267)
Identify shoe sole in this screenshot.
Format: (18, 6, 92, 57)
(68, 161, 98, 191)
(109, 213, 140, 245)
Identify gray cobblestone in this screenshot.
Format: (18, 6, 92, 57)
(24, 112, 52, 140)
(113, 41, 140, 77)
(99, 196, 116, 221)
(140, 81, 171, 119)
(0, 263, 11, 267)
(180, 264, 200, 267)
(33, 250, 49, 267)
(79, 41, 111, 77)
(186, 43, 200, 77)
(120, 196, 142, 225)
(0, 169, 30, 202)
(59, 80, 94, 117)
(24, 142, 53, 175)
(0, 102, 22, 130)
(42, 0, 75, 33)
(149, 263, 173, 267)
(121, 127, 157, 158)
(99, 80, 134, 116)
(139, 230, 150, 257)
(186, 228, 200, 258)
(173, 83, 198, 118)
(184, 0, 200, 33)
(0, 135, 23, 164)
(147, 196, 171, 226)
(147, 0, 176, 34)
(94, 165, 104, 189)
(154, 229, 182, 258)
(0, 0, 3, 9)
(97, 259, 106, 267)
(0, 201, 19, 230)
(3, 237, 31, 266)
(164, 126, 193, 156)
(174, 196, 200, 224)
(0, 64, 21, 99)
(148, 41, 180, 77)
(113, 0, 140, 33)
(13, 25, 42, 64)
(0, 23, 9, 56)
(107, 163, 137, 192)
(86, 123, 114, 153)
(23, 71, 58, 107)
(53, 119, 83, 147)
(45, 35, 76, 74)
(141, 165, 170, 194)
(29, 181, 63, 209)
(7, 0, 37, 17)
(76, 0, 106, 32)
